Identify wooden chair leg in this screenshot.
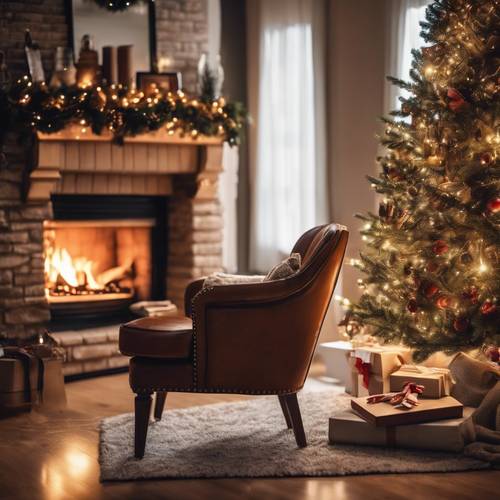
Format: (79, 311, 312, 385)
(283, 393, 307, 447)
(278, 395, 292, 429)
(134, 393, 152, 459)
(154, 391, 167, 421)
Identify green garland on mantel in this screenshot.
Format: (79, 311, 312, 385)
(94, 0, 142, 12)
(0, 77, 247, 146)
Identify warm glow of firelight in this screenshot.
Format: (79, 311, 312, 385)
(44, 247, 103, 292)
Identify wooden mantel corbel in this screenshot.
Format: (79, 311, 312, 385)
(29, 126, 224, 201)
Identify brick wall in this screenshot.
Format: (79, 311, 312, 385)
(0, 0, 67, 340)
(156, 0, 209, 93)
(0, 0, 210, 341)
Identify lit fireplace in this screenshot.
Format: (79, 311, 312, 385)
(42, 195, 168, 325)
(43, 217, 157, 322)
(44, 246, 134, 302)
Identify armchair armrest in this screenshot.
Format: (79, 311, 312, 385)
(184, 278, 206, 317)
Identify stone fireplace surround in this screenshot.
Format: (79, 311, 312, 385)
(1, 128, 226, 375)
(0, 0, 230, 375)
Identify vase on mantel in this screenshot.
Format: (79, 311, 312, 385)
(197, 52, 224, 102)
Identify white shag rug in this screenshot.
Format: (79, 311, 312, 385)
(99, 390, 488, 481)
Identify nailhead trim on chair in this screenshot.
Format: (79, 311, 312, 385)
(190, 285, 214, 389)
(181, 286, 305, 396)
(131, 286, 302, 395)
(132, 386, 303, 395)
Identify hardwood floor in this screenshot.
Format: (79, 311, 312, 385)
(0, 369, 497, 500)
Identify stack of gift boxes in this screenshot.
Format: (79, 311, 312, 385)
(330, 345, 472, 452)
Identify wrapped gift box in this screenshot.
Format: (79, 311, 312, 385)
(0, 356, 39, 412)
(350, 345, 412, 396)
(351, 395, 463, 426)
(390, 365, 453, 398)
(0, 349, 66, 415)
(354, 345, 412, 378)
(329, 407, 475, 452)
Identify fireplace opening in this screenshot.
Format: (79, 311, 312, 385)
(46, 195, 167, 326)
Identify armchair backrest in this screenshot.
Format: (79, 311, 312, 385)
(192, 223, 349, 393)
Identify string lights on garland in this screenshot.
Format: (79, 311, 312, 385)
(339, 0, 499, 362)
(1, 76, 246, 146)
(94, 0, 142, 12)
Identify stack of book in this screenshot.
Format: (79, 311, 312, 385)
(130, 300, 178, 317)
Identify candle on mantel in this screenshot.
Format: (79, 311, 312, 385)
(76, 36, 99, 87)
(117, 45, 133, 87)
(102, 46, 117, 84)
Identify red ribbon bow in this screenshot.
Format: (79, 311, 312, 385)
(366, 381, 425, 410)
(354, 357, 371, 389)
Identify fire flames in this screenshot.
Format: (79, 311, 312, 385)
(44, 247, 132, 298)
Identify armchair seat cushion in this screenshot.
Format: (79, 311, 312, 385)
(119, 316, 193, 359)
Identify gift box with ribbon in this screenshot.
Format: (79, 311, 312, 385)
(351, 393, 463, 426)
(390, 364, 454, 398)
(0, 341, 66, 416)
(329, 407, 475, 452)
(0, 347, 42, 414)
(350, 345, 412, 396)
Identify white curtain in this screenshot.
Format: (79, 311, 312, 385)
(385, 0, 430, 114)
(248, 0, 328, 272)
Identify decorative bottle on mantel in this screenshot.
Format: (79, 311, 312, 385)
(197, 52, 224, 102)
(24, 29, 45, 83)
(76, 34, 99, 87)
(49, 47, 76, 88)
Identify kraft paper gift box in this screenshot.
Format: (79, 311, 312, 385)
(351, 345, 412, 395)
(329, 407, 475, 452)
(0, 350, 66, 414)
(351, 395, 463, 426)
(0, 356, 39, 412)
(390, 365, 453, 398)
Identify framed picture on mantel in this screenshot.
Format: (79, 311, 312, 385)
(136, 72, 182, 95)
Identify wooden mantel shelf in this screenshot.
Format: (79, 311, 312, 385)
(29, 126, 224, 201)
(37, 126, 224, 146)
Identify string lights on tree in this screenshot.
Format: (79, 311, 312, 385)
(341, 0, 499, 361)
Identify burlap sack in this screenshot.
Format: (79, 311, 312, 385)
(449, 352, 499, 407)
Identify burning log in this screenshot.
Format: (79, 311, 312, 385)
(45, 246, 135, 300)
(97, 260, 135, 287)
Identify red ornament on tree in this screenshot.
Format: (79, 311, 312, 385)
(436, 295, 451, 309)
(424, 282, 439, 298)
(462, 287, 479, 304)
(480, 300, 497, 315)
(486, 197, 500, 213)
(432, 240, 449, 255)
(447, 88, 467, 112)
(407, 299, 418, 313)
(453, 316, 469, 332)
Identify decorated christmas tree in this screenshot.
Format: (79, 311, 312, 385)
(343, 0, 499, 361)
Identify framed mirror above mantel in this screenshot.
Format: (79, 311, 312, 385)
(64, 0, 158, 75)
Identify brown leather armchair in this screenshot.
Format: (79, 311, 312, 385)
(119, 223, 348, 458)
